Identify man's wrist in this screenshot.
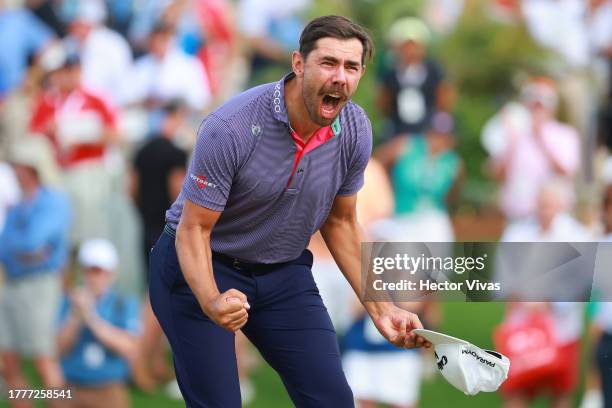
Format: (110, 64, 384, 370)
(198, 289, 221, 316)
(363, 301, 393, 320)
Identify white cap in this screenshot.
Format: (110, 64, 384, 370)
(413, 329, 510, 395)
(78, 239, 119, 272)
(388, 17, 431, 45)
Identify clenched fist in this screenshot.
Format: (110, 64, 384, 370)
(202, 289, 251, 332)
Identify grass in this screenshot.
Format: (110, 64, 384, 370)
(1, 302, 593, 407)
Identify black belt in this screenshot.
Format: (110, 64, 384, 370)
(163, 224, 275, 273)
(211, 251, 267, 272)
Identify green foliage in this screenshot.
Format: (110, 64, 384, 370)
(427, 0, 551, 205)
(432, 1, 549, 98)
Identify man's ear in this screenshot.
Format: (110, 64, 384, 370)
(292, 50, 304, 78)
(361, 64, 367, 78)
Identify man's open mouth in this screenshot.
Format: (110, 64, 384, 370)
(321, 93, 343, 118)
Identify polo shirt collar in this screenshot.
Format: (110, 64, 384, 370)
(272, 72, 342, 137)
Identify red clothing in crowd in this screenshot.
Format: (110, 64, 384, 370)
(30, 87, 118, 167)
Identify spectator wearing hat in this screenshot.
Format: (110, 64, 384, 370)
(57, 239, 140, 408)
(0, 136, 71, 406)
(378, 17, 450, 141)
(374, 111, 463, 242)
(30, 44, 122, 246)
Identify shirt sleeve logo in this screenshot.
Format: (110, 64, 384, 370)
(190, 174, 217, 189)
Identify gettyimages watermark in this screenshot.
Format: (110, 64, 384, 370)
(360, 242, 612, 302)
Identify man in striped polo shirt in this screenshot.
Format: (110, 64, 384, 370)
(149, 15, 431, 407)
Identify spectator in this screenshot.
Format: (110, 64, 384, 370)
(501, 177, 591, 241)
(63, 0, 133, 105)
(127, 22, 211, 113)
(57, 239, 140, 408)
(482, 77, 580, 220)
(237, 0, 310, 84)
(500, 178, 591, 408)
(131, 99, 188, 272)
(374, 111, 462, 241)
(0, 3, 54, 99)
(30, 46, 121, 245)
(378, 17, 448, 140)
(0, 136, 71, 407)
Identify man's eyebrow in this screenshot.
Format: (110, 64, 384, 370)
(319, 55, 361, 67)
(319, 56, 339, 64)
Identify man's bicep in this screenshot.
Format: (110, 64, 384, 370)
(325, 194, 358, 226)
(179, 199, 223, 233)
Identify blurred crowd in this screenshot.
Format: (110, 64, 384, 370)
(0, 0, 611, 407)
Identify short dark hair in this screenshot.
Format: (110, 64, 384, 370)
(299, 15, 374, 66)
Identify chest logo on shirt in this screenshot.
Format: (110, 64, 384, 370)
(251, 124, 262, 137)
(190, 174, 217, 189)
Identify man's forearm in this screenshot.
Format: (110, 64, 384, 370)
(320, 218, 393, 319)
(175, 223, 220, 313)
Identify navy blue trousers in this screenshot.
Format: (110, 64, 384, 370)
(149, 230, 354, 408)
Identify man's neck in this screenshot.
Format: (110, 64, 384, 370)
(284, 76, 320, 142)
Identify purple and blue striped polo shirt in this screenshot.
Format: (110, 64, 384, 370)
(166, 73, 372, 263)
